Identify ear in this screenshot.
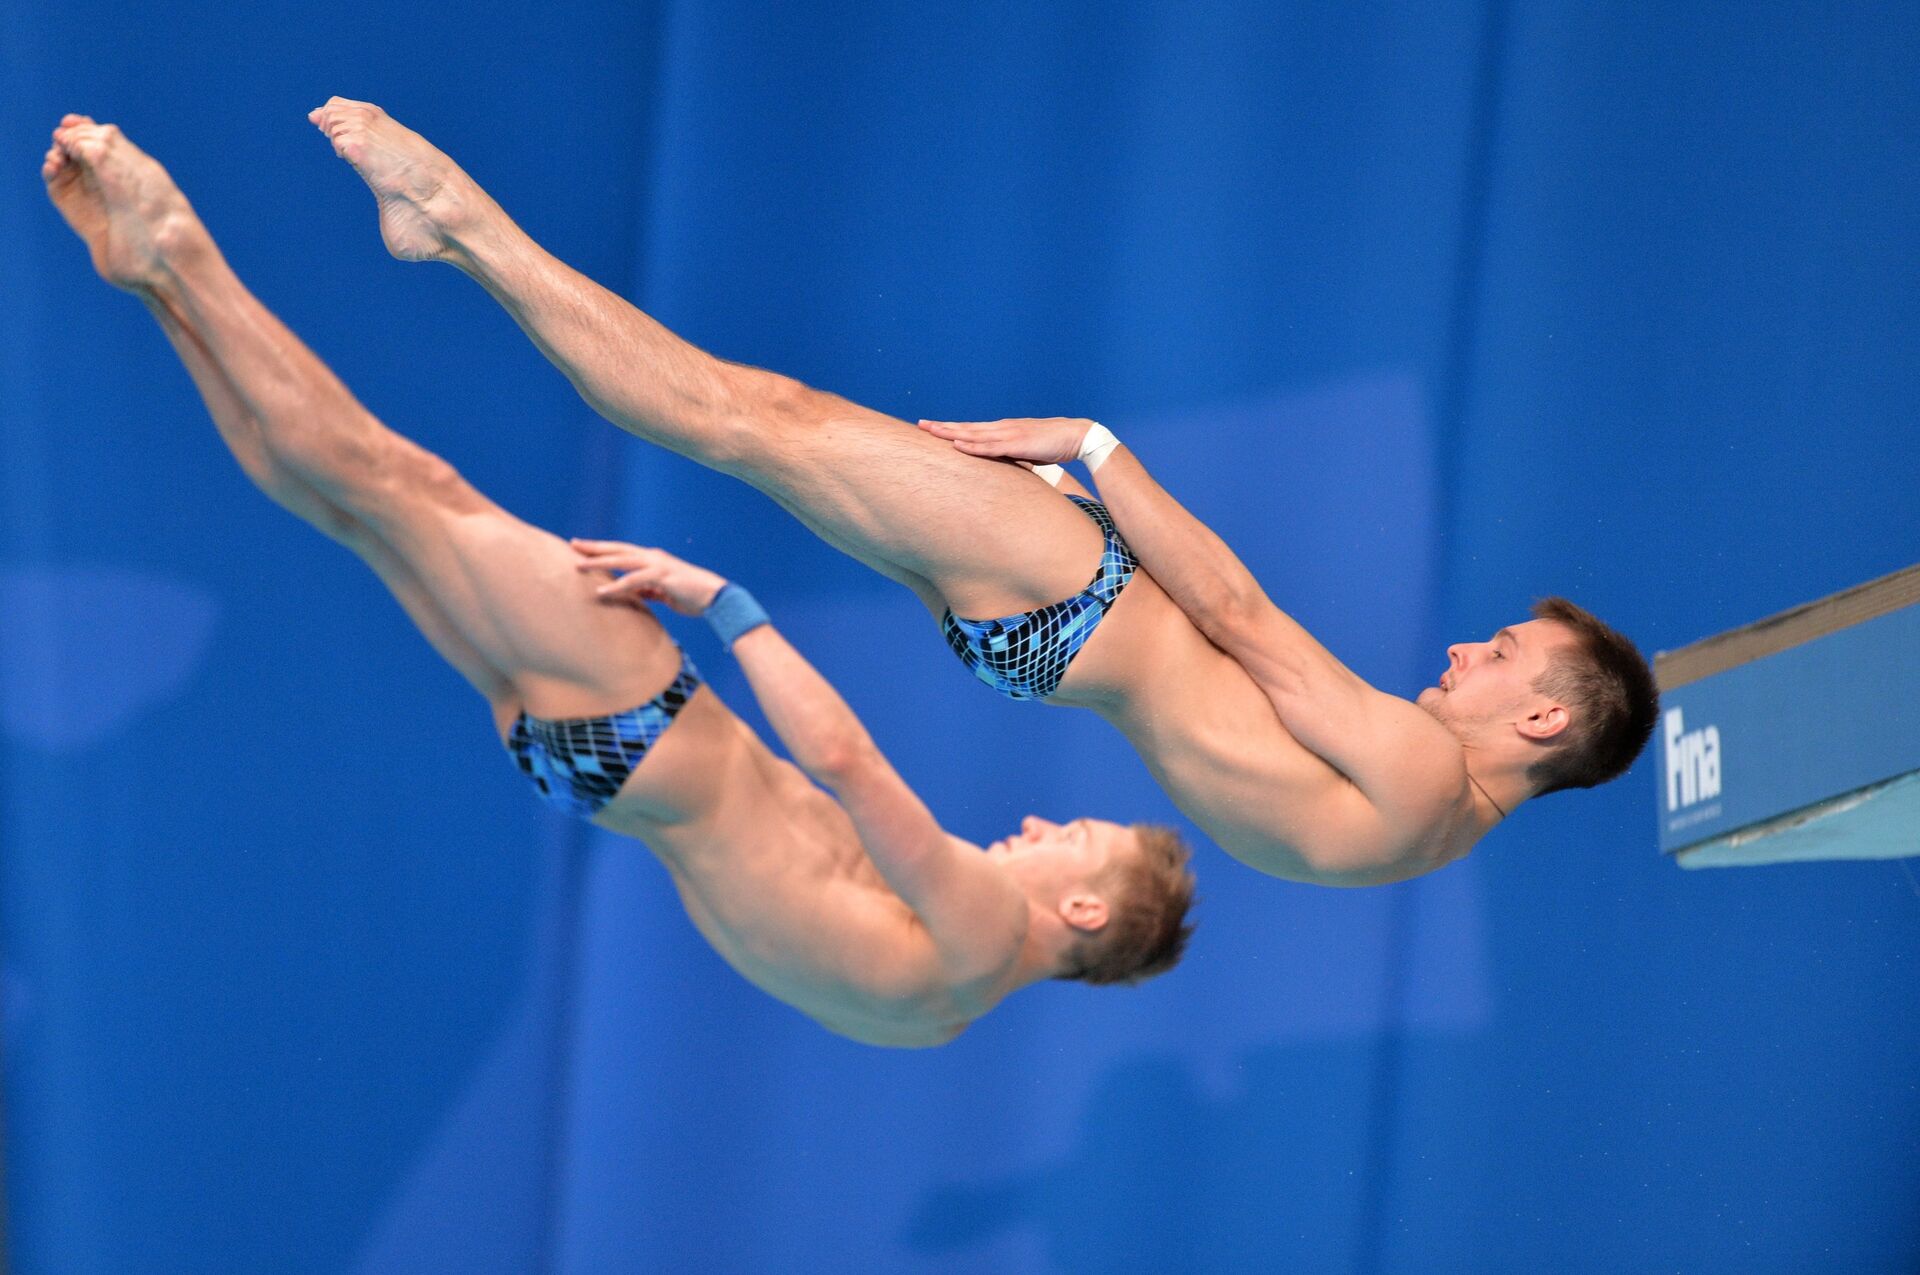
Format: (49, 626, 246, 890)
(1517, 702, 1570, 743)
(1059, 892, 1110, 934)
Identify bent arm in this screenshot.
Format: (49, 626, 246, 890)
(728, 626, 1027, 973)
(1082, 444, 1268, 633)
(1087, 446, 1463, 830)
(978, 430, 1342, 731)
(917, 420, 1462, 848)
(729, 624, 891, 788)
(571, 539, 1009, 930)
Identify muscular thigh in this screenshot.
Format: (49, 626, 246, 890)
(742, 402, 1109, 617)
(348, 471, 685, 721)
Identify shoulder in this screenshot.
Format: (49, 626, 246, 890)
(867, 837, 1028, 988)
(927, 844, 1030, 984)
(852, 913, 1016, 1030)
(1346, 692, 1473, 837)
(1364, 693, 1470, 792)
(1306, 698, 1471, 877)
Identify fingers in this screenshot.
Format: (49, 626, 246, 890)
(951, 438, 1014, 458)
(919, 417, 1065, 432)
(919, 416, 1091, 467)
(918, 420, 992, 440)
(570, 537, 661, 555)
(576, 555, 648, 577)
(568, 537, 654, 570)
(567, 538, 669, 597)
(594, 567, 666, 601)
(923, 426, 1018, 459)
(919, 420, 1026, 447)
(918, 421, 1010, 449)
(566, 540, 713, 617)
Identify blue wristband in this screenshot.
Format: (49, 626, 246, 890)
(704, 582, 770, 648)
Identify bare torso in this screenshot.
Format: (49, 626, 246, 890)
(755, 413, 1486, 886)
(1048, 569, 1484, 885)
(273, 103, 1479, 889)
(577, 687, 1007, 1047)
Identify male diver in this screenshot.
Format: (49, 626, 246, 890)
(42, 115, 1194, 1048)
(309, 99, 1660, 888)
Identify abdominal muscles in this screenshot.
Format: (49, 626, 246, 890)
(600, 720, 970, 1047)
(1072, 585, 1357, 873)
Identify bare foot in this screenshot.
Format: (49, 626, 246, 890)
(308, 97, 496, 264)
(42, 115, 202, 292)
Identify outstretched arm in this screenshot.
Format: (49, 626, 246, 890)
(917, 420, 1460, 830)
(572, 541, 1028, 974)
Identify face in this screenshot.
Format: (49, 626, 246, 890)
(985, 815, 1131, 901)
(1415, 618, 1575, 740)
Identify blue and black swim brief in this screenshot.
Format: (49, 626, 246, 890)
(505, 649, 702, 818)
(940, 495, 1138, 701)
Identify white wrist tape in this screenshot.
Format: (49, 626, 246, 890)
(1077, 422, 1120, 472)
(1031, 463, 1066, 487)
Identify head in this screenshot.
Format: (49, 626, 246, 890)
(986, 816, 1196, 985)
(1416, 598, 1659, 798)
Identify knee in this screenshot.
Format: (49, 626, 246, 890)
(383, 440, 486, 515)
(404, 447, 466, 498)
(256, 466, 365, 544)
(319, 502, 373, 548)
(706, 369, 838, 467)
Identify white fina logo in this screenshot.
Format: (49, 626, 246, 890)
(1664, 707, 1722, 811)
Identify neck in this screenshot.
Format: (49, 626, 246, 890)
(1467, 770, 1509, 820)
(1452, 728, 1534, 824)
(1003, 903, 1082, 989)
(1464, 748, 1541, 823)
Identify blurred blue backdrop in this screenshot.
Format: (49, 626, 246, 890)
(4, 3, 1917, 1272)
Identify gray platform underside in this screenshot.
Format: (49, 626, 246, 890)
(1673, 771, 1920, 868)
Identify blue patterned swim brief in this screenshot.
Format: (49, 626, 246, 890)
(940, 495, 1138, 701)
(505, 650, 702, 817)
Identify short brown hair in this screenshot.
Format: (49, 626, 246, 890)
(1525, 597, 1660, 796)
(1060, 823, 1196, 986)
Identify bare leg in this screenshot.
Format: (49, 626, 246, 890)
(43, 117, 682, 728)
(310, 99, 1105, 618)
(142, 287, 522, 706)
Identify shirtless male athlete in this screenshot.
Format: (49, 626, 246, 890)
(42, 115, 1194, 1048)
(309, 98, 1660, 888)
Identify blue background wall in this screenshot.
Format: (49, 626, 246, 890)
(4, 3, 1916, 1272)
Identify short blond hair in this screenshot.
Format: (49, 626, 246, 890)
(1061, 823, 1196, 986)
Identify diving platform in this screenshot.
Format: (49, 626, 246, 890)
(1654, 563, 1920, 868)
